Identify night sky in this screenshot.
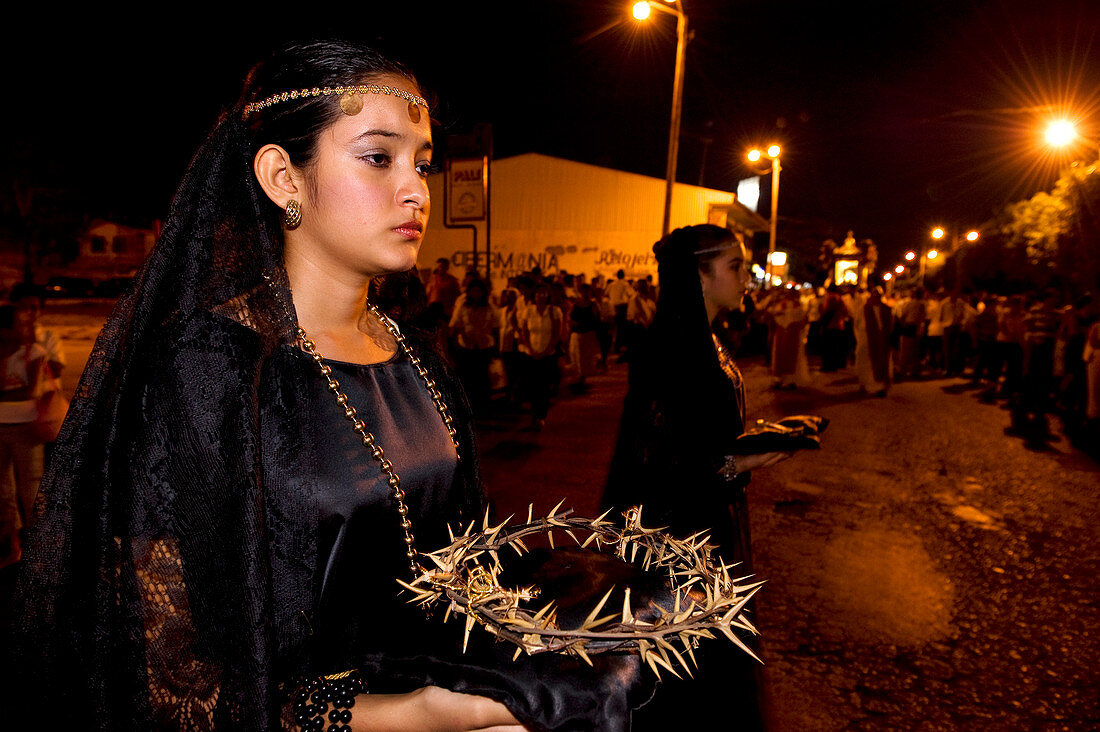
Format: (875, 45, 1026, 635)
(5, 0, 1099, 270)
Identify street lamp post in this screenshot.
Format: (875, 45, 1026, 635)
(748, 145, 782, 285)
(633, 1, 689, 237)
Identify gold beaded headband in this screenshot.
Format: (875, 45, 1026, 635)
(243, 83, 429, 122)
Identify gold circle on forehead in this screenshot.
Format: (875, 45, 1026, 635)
(340, 91, 364, 116)
(407, 101, 421, 123)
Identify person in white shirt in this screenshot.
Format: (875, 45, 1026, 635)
(11, 288, 65, 391)
(939, 290, 972, 376)
(0, 304, 47, 568)
(622, 279, 656, 362)
(924, 291, 945, 374)
(448, 279, 498, 414)
(605, 269, 633, 356)
(518, 283, 562, 430)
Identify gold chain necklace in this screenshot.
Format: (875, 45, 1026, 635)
(297, 304, 460, 580)
(711, 331, 745, 422)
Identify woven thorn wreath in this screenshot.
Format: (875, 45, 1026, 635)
(399, 502, 764, 679)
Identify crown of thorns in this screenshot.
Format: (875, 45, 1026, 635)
(399, 503, 764, 679)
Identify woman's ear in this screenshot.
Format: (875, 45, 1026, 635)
(253, 144, 301, 208)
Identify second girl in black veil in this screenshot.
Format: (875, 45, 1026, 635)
(14, 40, 647, 731)
(603, 224, 791, 730)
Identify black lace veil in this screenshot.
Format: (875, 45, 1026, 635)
(11, 41, 485, 730)
(602, 224, 749, 539)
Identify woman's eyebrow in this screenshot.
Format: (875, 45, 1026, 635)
(353, 129, 400, 141)
(352, 130, 433, 152)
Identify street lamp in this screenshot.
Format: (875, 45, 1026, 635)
(921, 227, 952, 284)
(632, 0, 689, 237)
(1043, 118, 1100, 160)
(917, 226, 979, 286)
(747, 144, 782, 285)
(1045, 119, 1076, 147)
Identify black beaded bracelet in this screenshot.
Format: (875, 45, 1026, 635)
(293, 669, 365, 732)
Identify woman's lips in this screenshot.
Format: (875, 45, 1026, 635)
(394, 221, 423, 239)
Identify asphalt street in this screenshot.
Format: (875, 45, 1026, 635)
(475, 358, 1099, 731)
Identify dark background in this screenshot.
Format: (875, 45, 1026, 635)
(4, 0, 1099, 269)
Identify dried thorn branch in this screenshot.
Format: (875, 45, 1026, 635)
(400, 503, 764, 678)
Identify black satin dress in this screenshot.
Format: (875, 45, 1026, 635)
(295, 350, 651, 731)
(301, 350, 461, 673)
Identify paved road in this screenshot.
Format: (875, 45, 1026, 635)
(474, 359, 1099, 731)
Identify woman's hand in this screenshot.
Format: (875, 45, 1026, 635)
(352, 685, 528, 732)
(722, 451, 791, 476)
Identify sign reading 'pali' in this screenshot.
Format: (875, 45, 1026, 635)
(446, 157, 487, 223)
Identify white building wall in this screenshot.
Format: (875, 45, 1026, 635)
(419, 153, 735, 290)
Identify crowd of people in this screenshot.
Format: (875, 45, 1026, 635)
(412, 258, 660, 431)
(399, 257, 1100, 459)
(744, 283, 1100, 454)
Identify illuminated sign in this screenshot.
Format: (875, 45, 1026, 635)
(737, 176, 761, 213)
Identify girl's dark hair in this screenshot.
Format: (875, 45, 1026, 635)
(641, 224, 747, 400)
(241, 40, 424, 169)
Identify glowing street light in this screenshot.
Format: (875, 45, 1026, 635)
(1045, 119, 1077, 147)
(928, 225, 980, 257)
(632, 0, 689, 237)
(747, 144, 782, 285)
(895, 265, 905, 274)
(883, 272, 893, 281)
(905, 251, 916, 261)
(1042, 117, 1100, 160)
(919, 227, 952, 283)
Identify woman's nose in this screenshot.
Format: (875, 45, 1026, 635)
(397, 169, 428, 211)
